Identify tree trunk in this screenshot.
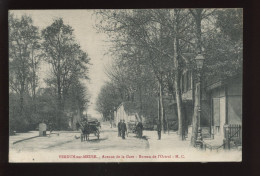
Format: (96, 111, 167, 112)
(139, 85, 143, 119)
(157, 81, 162, 139)
(163, 107, 169, 134)
(158, 86, 161, 123)
(191, 79, 201, 146)
(172, 9, 185, 140)
(190, 9, 203, 146)
(174, 74, 184, 140)
(19, 92, 24, 115)
(195, 10, 203, 53)
(159, 80, 165, 134)
(31, 47, 37, 112)
(57, 75, 62, 129)
(19, 82, 25, 115)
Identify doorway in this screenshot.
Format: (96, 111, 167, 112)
(219, 97, 226, 135)
(212, 97, 226, 137)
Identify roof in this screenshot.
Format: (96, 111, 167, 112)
(205, 74, 242, 91)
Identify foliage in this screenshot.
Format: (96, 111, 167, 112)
(95, 9, 242, 136)
(96, 82, 123, 120)
(9, 13, 42, 132)
(203, 9, 243, 83)
(9, 14, 91, 132)
(41, 18, 91, 128)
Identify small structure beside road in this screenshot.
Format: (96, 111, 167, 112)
(39, 123, 47, 136)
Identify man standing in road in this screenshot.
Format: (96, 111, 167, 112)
(136, 122, 143, 138)
(121, 120, 127, 139)
(118, 120, 122, 137)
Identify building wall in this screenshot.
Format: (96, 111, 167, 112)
(201, 100, 211, 127)
(227, 80, 242, 124)
(115, 105, 127, 125)
(114, 104, 137, 126)
(227, 96, 242, 124)
(210, 86, 227, 136)
(209, 78, 242, 137)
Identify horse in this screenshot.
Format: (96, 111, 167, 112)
(78, 122, 91, 142)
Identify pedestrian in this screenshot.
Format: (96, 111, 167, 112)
(76, 122, 81, 131)
(121, 120, 127, 139)
(98, 121, 101, 129)
(48, 122, 53, 136)
(136, 122, 143, 138)
(157, 120, 161, 140)
(118, 120, 122, 137)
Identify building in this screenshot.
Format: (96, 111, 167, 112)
(180, 69, 242, 148)
(114, 102, 141, 126)
(206, 75, 242, 141)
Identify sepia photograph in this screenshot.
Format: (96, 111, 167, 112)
(8, 9, 243, 162)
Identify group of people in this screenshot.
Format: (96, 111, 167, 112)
(117, 120, 127, 139)
(117, 120, 144, 139)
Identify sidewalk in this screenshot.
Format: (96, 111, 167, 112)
(143, 130, 194, 152)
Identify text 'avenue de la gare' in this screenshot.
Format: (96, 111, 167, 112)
(59, 154, 185, 159)
(101, 154, 185, 159)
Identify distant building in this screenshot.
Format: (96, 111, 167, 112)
(114, 102, 141, 126)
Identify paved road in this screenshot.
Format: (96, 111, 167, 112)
(9, 123, 149, 152)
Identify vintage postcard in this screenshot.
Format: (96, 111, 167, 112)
(9, 9, 242, 162)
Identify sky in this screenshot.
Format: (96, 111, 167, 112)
(10, 10, 112, 119)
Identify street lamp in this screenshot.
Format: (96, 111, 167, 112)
(195, 53, 205, 70)
(194, 53, 205, 148)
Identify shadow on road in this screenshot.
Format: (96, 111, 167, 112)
(133, 135, 148, 140)
(141, 136, 148, 140)
(81, 137, 108, 143)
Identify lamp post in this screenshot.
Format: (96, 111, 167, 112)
(194, 53, 205, 147)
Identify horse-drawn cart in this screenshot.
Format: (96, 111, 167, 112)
(127, 121, 137, 134)
(78, 120, 101, 142)
(127, 121, 143, 138)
